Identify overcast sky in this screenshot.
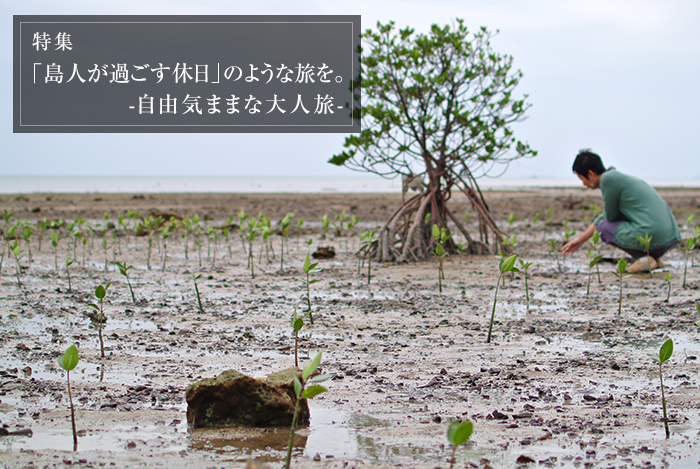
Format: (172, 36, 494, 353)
(4, 1, 700, 180)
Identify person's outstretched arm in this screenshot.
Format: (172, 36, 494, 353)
(561, 223, 597, 255)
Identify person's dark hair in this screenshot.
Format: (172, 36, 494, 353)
(572, 149, 606, 176)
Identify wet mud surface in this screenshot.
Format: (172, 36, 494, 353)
(1, 190, 699, 468)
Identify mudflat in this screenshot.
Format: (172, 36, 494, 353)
(0, 188, 699, 468)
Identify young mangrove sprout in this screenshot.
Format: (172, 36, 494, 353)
(57, 344, 80, 451)
(319, 214, 331, 243)
(680, 236, 697, 288)
(547, 239, 561, 273)
(360, 229, 377, 284)
(65, 256, 74, 292)
(161, 226, 170, 271)
(21, 224, 33, 264)
(446, 420, 473, 469)
(115, 261, 136, 303)
(290, 308, 311, 368)
(101, 237, 112, 272)
(612, 259, 630, 315)
(636, 233, 653, 278)
(589, 230, 602, 283)
(88, 283, 111, 359)
(518, 258, 533, 309)
(295, 217, 306, 250)
(302, 255, 321, 325)
(278, 212, 295, 271)
(50, 229, 62, 270)
(487, 254, 519, 344)
(10, 241, 23, 287)
(284, 351, 331, 469)
(664, 273, 672, 303)
(656, 338, 673, 439)
(584, 249, 603, 295)
(193, 274, 204, 314)
(432, 224, 450, 294)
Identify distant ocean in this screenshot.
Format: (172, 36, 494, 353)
(1, 176, 699, 194)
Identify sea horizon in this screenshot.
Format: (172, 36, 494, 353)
(1, 175, 699, 194)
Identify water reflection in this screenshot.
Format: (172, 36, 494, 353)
(188, 426, 307, 460)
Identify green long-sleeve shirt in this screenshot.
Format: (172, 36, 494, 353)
(593, 169, 681, 251)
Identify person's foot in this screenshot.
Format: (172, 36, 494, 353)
(627, 256, 658, 273)
(655, 258, 665, 269)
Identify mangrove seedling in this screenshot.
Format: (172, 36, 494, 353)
(446, 420, 473, 469)
(487, 254, 519, 344)
(432, 224, 450, 294)
(589, 230, 602, 283)
(284, 351, 332, 469)
(101, 237, 112, 272)
(290, 308, 311, 368)
(193, 274, 204, 314)
(695, 302, 700, 328)
(687, 214, 696, 237)
(319, 213, 331, 242)
(547, 239, 561, 273)
(10, 241, 23, 287)
(50, 229, 62, 270)
(664, 273, 672, 303)
(21, 224, 33, 263)
(518, 258, 533, 309)
(636, 233, 653, 278)
(584, 249, 603, 295)
(302, 255, 321, 324)
(532, 210, 541, 225)
(612, 259, 630, 315)
(57, 344, 80, 451)
(360, 229, 377, 284)
(161, 226, 170, 271)
(65, 256, 74, 292)
(88, 283, 111, 359)
(332, 208, 348, 237)
(278, 212, 295, 271)
(115, 261, 136, 303)
(346, 214, 359, 252)
(655, 338, 673, 439)
(680, 236, 697, 288)
(295, 216, 306, 250)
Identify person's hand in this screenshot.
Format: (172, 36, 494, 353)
(561, 238, 583, 255)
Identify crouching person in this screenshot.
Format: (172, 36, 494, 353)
(561, 149, 681, 273)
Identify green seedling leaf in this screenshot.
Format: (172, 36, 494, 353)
(659, 339, 673, 364)
(499, 254, 518, 273)
(300, 385, 327, 399)
(292, 318, 304, 331)
(293, 375, 302, 398)
(95, 283, 111, 299)
(447, 420, 473, 446)
(589, 254, 603, 268)
(616, 258, 628, 274)
(302, 351, 322, 381)
(307, 373, 333, 384)
(309, 279, 321, 285)
(58, 344, 79, 371)
(87, 303, 100, 311)
(432, 224, 440, 239)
